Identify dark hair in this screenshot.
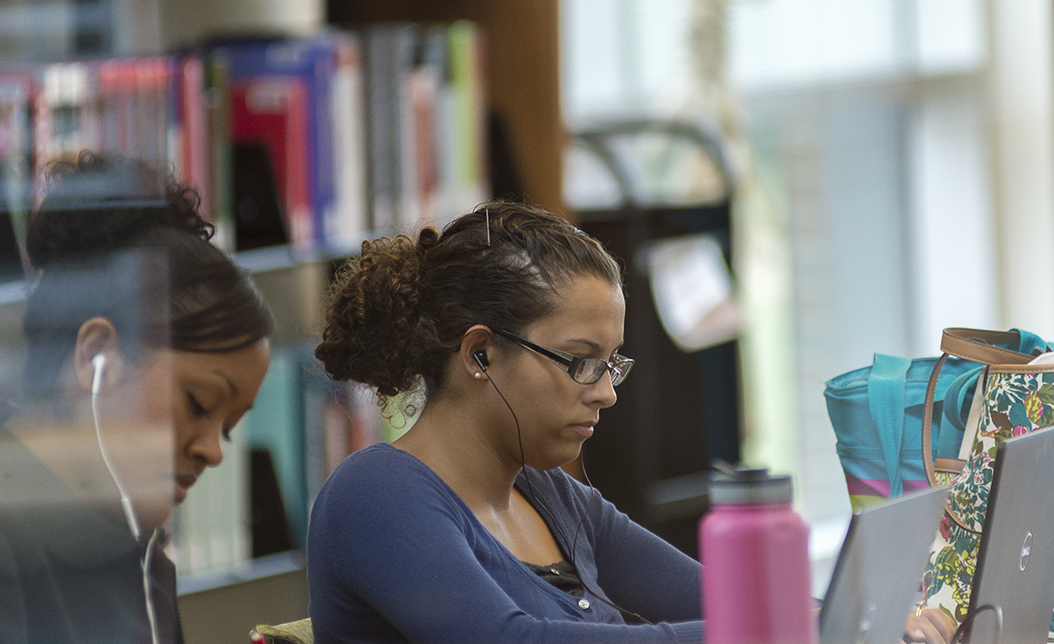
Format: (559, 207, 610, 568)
(315, 200, 622, 404)
(21, 151, 273, 397)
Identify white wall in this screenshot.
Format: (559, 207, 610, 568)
(987, 0, 1054, 337)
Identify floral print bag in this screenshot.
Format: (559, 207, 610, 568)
(918, 328, 1054, 633)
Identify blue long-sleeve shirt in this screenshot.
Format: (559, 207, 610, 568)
(308, 443, 704, 644)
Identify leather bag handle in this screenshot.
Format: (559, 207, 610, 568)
(924, 327, 1034, 480)
(921, 353, 950, 487)
(941, 328, 1033, 365)
(921, 353, 977, 532)
(923, 328, 1042, 532)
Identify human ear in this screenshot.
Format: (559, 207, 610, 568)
(74, 316, 123, 394)
(458, 324, 493, 381)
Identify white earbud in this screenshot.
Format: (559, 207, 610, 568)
(92, 353, 106, 396)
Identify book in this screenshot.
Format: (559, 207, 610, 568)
(34, 61, 99, 181)
(362, 26, 399, 234)
(229, 75, 313, 246)
(95, 57, 171, 169)
(244, 345, 308, 549)
(392, 24, 420, 233)
(327, 32, 368, 249)
(217, 35, 354, 250)
(171, 54, 211, 222)
(406, 27, 445, 231)
(356, 22, 490, 234)
(203, 51, 235, 249)
(446, 20, 489, 223)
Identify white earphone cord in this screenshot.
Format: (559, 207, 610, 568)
(91, 359, 161, 644)
(90, 379, 141, 540)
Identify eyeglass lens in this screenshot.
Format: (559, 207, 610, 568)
(572, 357, 631, 386)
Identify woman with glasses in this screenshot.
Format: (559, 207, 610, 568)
(309, 201, 703, 643)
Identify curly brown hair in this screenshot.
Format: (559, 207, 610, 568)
(315, 200, 623, 405)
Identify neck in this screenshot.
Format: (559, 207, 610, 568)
(8, 411, 126, 509)
(8, 405, 172, 533)
(393, 393, 523, 511)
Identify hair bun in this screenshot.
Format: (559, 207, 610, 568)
(26, 151, 213, 269)
(316, 233, 429, 394)
(417, 226, 439, 253)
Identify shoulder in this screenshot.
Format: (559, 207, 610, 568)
(322, 443, 434, 493)
(311, 444, 470, 537)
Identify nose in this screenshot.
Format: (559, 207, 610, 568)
(587, 371, 618, 409)
(189, 424, 225, 467)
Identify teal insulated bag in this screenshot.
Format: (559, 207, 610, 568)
(823, 328, 1049, 511)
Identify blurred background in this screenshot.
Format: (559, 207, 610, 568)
(0, 0, 1050, 634)
(563, 0, 1051, 587)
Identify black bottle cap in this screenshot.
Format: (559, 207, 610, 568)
(709, 466, 793, 505)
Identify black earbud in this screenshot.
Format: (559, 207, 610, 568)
(473, 351, 489, 372)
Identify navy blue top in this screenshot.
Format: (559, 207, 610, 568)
(308, 443, 704, 644)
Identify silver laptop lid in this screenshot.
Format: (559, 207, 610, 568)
(964, 427, 1054, 644)
(820, 485, 950, 644)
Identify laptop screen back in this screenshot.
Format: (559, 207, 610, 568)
(820, 485, 949, 644)
(965, 427, 1054, 644)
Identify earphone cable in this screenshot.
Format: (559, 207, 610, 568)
(142, 529, 162, 644)
(91, 384, 142, 540)
(484, 373, 652, 625)
(483, 374, 573, 548)
(92, 380, 161, 644)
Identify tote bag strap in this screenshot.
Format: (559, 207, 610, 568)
(941, 328, 1034, 365)
(867, 354, 912, 498)
(924, 328, 1032, 485)
(921, 353, 951, 487)
(922, 354, 978, 531)
(927, 328, 1049, 532)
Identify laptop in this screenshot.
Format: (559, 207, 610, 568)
(820, 485, 950, 644)
(962, 427, 1054, 644)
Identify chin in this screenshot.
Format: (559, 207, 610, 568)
(529, 445, 584, 473)
(137, 505, 174, 532)
(134, 493, 175, 531)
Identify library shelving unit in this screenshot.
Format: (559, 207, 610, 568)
(0, 2, 564, 640)
(187, 2, 565, 636)
(330, 0, 564, 215)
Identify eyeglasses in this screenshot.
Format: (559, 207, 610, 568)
(495, 329, 634, 386)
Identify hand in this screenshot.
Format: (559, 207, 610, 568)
(903, 608, 957, 644)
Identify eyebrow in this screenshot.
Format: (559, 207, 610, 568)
(567, 338, 625, 354)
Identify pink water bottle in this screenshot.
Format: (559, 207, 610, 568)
(701, 468, 814, 644)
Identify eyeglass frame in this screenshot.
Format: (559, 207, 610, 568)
(494, 329, 633, 386)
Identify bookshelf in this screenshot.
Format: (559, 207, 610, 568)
(330, 0, 564, 214)
(0, 2, 566, 638)
(0, 0, 566, 610)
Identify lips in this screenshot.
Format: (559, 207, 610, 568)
(570, 420, 597, 439)
(175, 474, 198, 503)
